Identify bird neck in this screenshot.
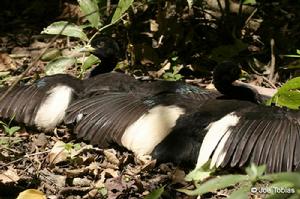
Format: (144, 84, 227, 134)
(89, 57, 118, 77)
(214, 80, 262, 103)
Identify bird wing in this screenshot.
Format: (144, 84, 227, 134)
(0, 74, 82, 128)
(199, 106, 300, 172)
(0, 84, 46, 126)
(65, 92, 151, 147)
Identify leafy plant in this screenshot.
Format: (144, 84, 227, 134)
(65, 142, 81, 152)
(0, 119, 21, 147)
(179, 164, 300, 198)
(162, 56, 183, 81)
(266, 77, 300, 110)
(0, 119, 20, 136)
(41, 0, 134, 75)
(144, 186, 165, 199)
(284, 49, 300, 58)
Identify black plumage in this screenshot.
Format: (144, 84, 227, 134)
(64, 61, 300, 172)
(0, 75, 82, 129)
(0, 36, 126, 129)
(0, 36, 299, 173)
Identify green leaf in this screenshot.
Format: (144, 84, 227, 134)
(268, 77, 300, 110)
(8, 126, 20, 136)
(3, 126, 10, 134)
(0, 71, 10, 77)
(144, 186, 165, 199)
(284, 55, 300, 58)
(296, 49, 300, 55)
(265, 182, 296, 199)
(261, 172, 300, 187)
(41, 48, 62, 61)
(287, 193, 300, 199)
(242, 0, 256, 5)
(111, 0, 133, 24)
(245, 163, 266, 180)
(98, 187, 108, 196)
(271, 181, 295, 189)
(185, 164, 214, 182)
(227, 186, 251, 199)
(41, 21, 88, 41)
(82, 54, 100, 70)
(178, 175, 250, 195)
(78, 0, 101, 28)
(45, 57, 76, 75)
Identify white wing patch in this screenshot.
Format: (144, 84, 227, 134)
(121, 105, 185, 156)
(35, 85, 74, 130)
(196, 112, 240, 168)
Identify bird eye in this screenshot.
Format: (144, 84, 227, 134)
(98, 41, 105, 48)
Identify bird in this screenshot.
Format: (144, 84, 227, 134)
(0, 36, 220, 130)
(1, 35, 297, 173)
(87, 36, 120, 76)
(64, 61, 300, 173)
(0, 36, 135, 130)
(152, 63, 299, 172)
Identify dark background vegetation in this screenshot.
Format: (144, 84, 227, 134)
(1, 0, 300, 82)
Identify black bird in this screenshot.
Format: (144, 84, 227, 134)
(0, 37, 134, 130)
(88, 36, 120, 76)
(0, 37, 220, 130)
(153, 64, 299, 172)
(64, 62, 300, 172)
(1, 36, 298, 173)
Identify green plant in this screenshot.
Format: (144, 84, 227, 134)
(144, 186, 165, 199)
(64, 142, 81, 152)
(266, 77, 300, 110)
(179, 164, 300, 198)
(0, 119, 20, 137)
(41, 0, 134, 76)
(162, 56, 183, 81)
(284, 49, 300, 58)
(0, 119, 21, 147)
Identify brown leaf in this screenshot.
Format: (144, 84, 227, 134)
(103, 149, 120, 166)
(150, 20, 159, 32)
(0, 53, 17, 71)
(73, 177, 92, 186)
(48, 141, 68, 165)
(101, 168, 119, 179)
(0, 167, 20, 183)
(40, 169, 66, 187)
(172, 168, 186, 184)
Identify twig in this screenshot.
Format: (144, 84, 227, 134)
(268, 38, 276, 82)
(247, 62, 277, 89)
(243, 8, 258, 29)
(261, 75, 277, 89)
(88, 12, 128, 45)
(0, 150, 51, 169)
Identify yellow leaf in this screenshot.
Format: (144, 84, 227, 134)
(17, 189, 46, 199)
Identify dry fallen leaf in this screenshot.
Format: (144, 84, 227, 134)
(172, 168, 186, 184)
(0, 167, 20, 183)
(16, 189, 46, 199)
(48, 141, 68, 165)
(73, 177, 92, 186)
(103, 149, 120, 166)
(40, 169, 66, 188)
(0, 52, 17, 71)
